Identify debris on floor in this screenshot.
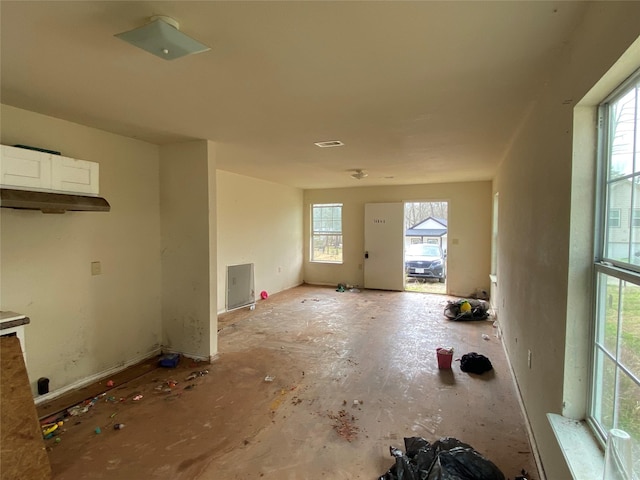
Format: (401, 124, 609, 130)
(327, 409, 359, 442)
(436, 347, 454, 369)
(444, 299, 490, 321)
(185, 370, 209, 381)
(158, 353, 181, 368)
(469, 288, 490, 300)
(379, 436, 505, 480)
(460, 352, 493, 374)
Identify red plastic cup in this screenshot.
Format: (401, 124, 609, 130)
(436, 347, 454, 369)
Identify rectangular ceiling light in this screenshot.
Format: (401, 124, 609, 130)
(115, 16, 210, 60)
(314, 140, 344, 148)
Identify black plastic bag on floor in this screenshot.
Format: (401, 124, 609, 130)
(379, 436, 505, 480)
(460, 352, 493, 374)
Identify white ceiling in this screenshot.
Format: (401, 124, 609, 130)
(0, 1, 588, 189)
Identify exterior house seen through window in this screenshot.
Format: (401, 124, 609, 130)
(593, 68, 640, 477)
(311, 203, 343, 263)
(609, 208, 621, 228)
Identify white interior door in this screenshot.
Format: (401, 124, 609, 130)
(364, 202, 405, 291)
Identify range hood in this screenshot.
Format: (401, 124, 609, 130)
(0, 188, 110, 213)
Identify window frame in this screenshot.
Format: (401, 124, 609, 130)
(590, 69, 640, 472)
(310, 203, 343, 264)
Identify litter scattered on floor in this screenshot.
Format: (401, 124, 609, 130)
(444, 299, 490, 321)
(264, 375, 275, 382)
(132, 394, 143, 401)
(327, 409, 359, 442)
(482, 333, 491, 341)
(460, 352, 493, 374)
(379, 436, 505, 480)
(158, 353, 181, 368)
(113, 423, 126, 430)
(436, 347, 454, 369)
(186, 370, 209, 381)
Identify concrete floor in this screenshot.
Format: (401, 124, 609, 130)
(47, 285, 539, 479)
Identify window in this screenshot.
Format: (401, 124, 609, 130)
(609, 208, 621, 228)
(632, 208, 640, 228)
(311, 203, 343, 263)
(592, 70, 640, 476)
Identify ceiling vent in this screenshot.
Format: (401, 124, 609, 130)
(350, 169, 368, 180)
(314, 140, 344, 148)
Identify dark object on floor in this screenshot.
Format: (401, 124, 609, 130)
(515, 469, 529, 480)
(444, 299, 489, 321)
(460, 352, 493, 374)
(379, 436, 505, 480)
(37, 377, 50, 395)
(158, 353, 180, 368)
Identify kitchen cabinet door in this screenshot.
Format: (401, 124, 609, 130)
(0, 145, 52, 191)
(51, 155, 99, 195)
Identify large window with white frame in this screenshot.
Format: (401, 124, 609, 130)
(592, 69, 640, 477)
(311, 203, 343, 263)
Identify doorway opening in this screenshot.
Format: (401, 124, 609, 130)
(404, 201, 448, 294)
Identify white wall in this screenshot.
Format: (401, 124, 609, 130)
(0, 105, 162, 394)
(160, 141, 217, 359)
(304, 182, 492, 297)
(493, 3, 640, 479)
(216, 170, 303, 313)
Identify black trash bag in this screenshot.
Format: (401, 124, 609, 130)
(379, 436, 505, 480)
(444, 299, 489, 321)
(380, 438, 436, 480)
(460, 352, 493, 374)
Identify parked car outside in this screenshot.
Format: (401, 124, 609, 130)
(405, 243, 446, 282)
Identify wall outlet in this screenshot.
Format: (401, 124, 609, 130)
(91, 261, 102, 276)
(527, 349, 532, 369)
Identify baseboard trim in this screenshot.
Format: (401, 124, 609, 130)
(498, 323, 547, 480)
(34, 347, 162, 405)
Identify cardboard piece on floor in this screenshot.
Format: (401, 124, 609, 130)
(0, 335, 52, 480)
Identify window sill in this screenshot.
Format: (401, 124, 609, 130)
(547, 413, 604, 480)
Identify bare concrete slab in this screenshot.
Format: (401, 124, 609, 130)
(47, 285, 538, 479)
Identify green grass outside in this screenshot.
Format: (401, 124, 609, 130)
(599, 281, 640, 468)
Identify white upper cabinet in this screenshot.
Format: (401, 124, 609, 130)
(51, 155, 99, 195)
(0, 145, 52, 191)
(0, 145, 99, 195)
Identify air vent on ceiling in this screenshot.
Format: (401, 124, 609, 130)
(314, 140, 344, 148)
